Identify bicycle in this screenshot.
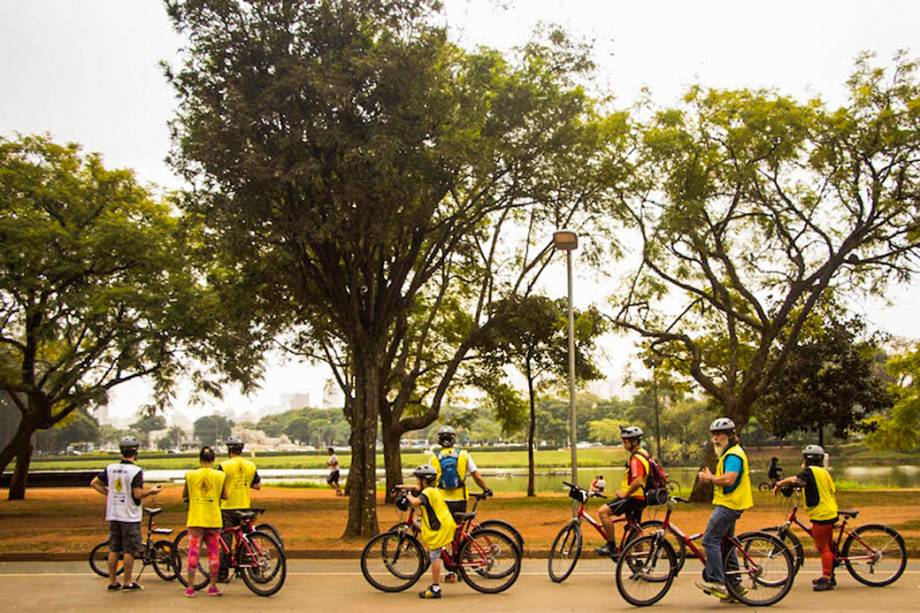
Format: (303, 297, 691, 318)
(361, 491, 522, 594)
(615, 496, 795, 607)
(387, 490, 524, 562)
(88, 506, 178, 582)
(760, 486, 907, 586)
(758, 478, 781, 492)
(547, 481, 682, 583)
(173, 508, 286, 596)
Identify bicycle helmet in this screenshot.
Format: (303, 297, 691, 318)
(412, 465, 438, 481)
(803, 444, 825, 465)
(119, 436, 141, 454)
(709, 417, 736, 433)
(226, 435, 244, 453)
(619, 425, 644, 440)
(437, 425, 456, 447)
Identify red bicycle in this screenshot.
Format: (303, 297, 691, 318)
(361, 491, 522, 594)
(173, 508, 286, 596)
(760, 487, 907, 586)
(547, 481, 678, 583)
(615, 496, 795, 607)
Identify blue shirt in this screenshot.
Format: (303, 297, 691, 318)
(722, 454, 743, 493)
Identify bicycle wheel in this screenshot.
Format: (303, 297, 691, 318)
(615, 534, 676, 607)
(757, 526, 805, 575)
(254, 523, 284, 551)
(88, 541, 123, 578)
(239, 531, 286, 596)
(638, 520, 686, 575)
(457, 527, 522, 594)
(361, 531, 426, 592)
(152, 539, 179, 581)
(842, 524, 907, 587)
(548, 522, 582, 583)
(665, 481, 681, 495)
(172, 529, 210, 590)
(478, 519, 525, 554)
(758, 482, 771, 492)
(729, 531, 794, 607)
(380, 527, 427, 578)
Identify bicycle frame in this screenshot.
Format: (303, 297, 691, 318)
(572, 496, 639, 549)
(777, 501, 880, 565)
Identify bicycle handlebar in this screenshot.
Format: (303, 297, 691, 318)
(671, 496, 690, 504)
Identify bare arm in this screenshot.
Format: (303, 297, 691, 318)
(133, 484, 163, 500)
(181, 483, 189, 503)
(90, 476, 107, 496)
(470, 470, 488, 492)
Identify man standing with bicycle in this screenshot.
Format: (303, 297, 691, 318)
(596, 425, 649, 557)
(217, 435, 261, 580)
(695, 417, 753, 601)
(429, 426, 491, 516)
(89, 436, 162, 592)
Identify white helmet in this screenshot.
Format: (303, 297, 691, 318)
(619, 425, 644, 440)
(709, 417, 736, 433)
(802, 444, 825, 459)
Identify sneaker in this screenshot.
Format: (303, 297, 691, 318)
(812, 576, 836, 587)
(695, 580, 729, 599)
(419, 585, 442, 599)
(444, 572, 458, 584)
(122, 582, 143, 592)
(106, 583, 121, 592)
(184, 588, 196, 598)
(813, 577, 835, 591)
(595, 543, 615, 557)
(208, 586, 222, 597)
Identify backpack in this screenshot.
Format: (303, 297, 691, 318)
(645, 455, 669, 491)
(437, 452, 464, 490)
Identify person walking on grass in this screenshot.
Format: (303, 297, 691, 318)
(773, 445, 839, 591)
(327, 447, 342, 496)
(182, 446, 228, 597)
(89, 436, 162, 592)
(695, 417, 753, 602)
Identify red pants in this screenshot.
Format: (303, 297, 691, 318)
(811, 523, 835, 578)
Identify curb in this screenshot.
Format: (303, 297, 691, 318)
(0, 550, 556, 562)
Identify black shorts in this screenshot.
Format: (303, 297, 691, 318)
(446, 500, 467, 517)
(108, 521, 143, 555)
(606, 497, 646, 523)
(221, 509, 242, 528)
(327, 470, 340, 484)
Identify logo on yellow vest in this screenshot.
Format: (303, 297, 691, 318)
(199, 479, 211, 496)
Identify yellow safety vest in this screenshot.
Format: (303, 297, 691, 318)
(712, 444, 753, 511)
(418, 486, 457, 550)
(621, 449, 650, 499)
(430, 449, 470, 502)
(185, 467, 226, 528)
(219, 456, 257, 509)
(804, 466, 838, 522)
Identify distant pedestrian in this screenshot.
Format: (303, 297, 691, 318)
(327, 447, 342, 496)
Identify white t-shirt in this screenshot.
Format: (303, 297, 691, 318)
(99, 461, 143, 522)
(328, 455, 339, 470)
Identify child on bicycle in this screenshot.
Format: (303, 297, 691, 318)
(396, 465, 457, 599)
(182, 446, 228, 597)
(773, 444, 838, 591)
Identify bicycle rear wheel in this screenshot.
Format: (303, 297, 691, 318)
(88, 541, 123, 578)
(152, 539, 179, 581)
(842, 524, 907, 587)
(172, 529, 210, 590)
(457, 528, 522, 593)
(547, 522, 581, 583)
(361, 531, 426, 592)
(254, 523, 284, 551)
(729, 531, 794, 607)
(478, 519, 525, 554)
(615, 534, 676, 607)
(239, 531, 286, 596)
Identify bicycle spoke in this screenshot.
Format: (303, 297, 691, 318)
(615, 535, 676, 607)
(843, 525, 907, 587)
(731, 533, 794, 606)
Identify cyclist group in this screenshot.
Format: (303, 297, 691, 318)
(92, 417, 853, 602)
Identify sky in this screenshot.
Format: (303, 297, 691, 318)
(2, 0, 919, 423)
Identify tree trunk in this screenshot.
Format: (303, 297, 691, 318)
(342, 352, 382, 539)
(817, 424, 825, 448)
(381, 417, 403, 504)
(688, 441, 716, 503)
(526, 368, 536, 497)
(1, 417, 35, 501)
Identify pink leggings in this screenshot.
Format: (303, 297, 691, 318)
(187, 527, 221, 577)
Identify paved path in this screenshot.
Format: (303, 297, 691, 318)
(1, 559, 917, 611)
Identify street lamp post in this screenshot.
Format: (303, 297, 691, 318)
(553, 229, 579, 485)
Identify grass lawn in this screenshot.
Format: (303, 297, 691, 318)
(1, 486, 918, 555)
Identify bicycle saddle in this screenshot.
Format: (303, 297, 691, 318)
(452, 512, 477, 522)
(144, 507, 162, 516)
(231, 510, 258, 521)
(838, 509, 859, 518)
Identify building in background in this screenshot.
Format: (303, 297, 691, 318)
(282, 392, 311, 410)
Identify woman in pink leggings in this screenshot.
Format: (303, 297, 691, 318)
(182, 446, 228, 597)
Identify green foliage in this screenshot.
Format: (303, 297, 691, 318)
(34, 408, 99, 452)
(588, 418, 629, 445)
(255, 407, 349, 447)
(867, 344, 920, 452)
(193, 414, 234, 446)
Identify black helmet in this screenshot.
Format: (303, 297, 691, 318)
(619, 425, 644, 440)
(226, 435, 244, 452)
(119, 436, 140, 454)
(709, 417, 736, 433)
(437, 426, 456, 447)
(412, 465, 438, 481)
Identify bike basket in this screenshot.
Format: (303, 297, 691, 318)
(644, 488, 669, 506)
(568, 488, 588, 503)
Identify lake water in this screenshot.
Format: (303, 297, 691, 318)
(128, 464, 920, 491)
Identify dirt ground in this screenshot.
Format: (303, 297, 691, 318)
(1, 486, 918, 554)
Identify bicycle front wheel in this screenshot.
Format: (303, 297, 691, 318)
(239, 531, 286, 596)
(615, 534, 676, 607)
(152, 539, 179, 581)
(548, 522, 582, 583)
(842, 524, 907, 587)
(637, 520, 686, 575)
(88, 541, 123, 578)
(171, 529, 210, 590)
(457, 527, 522, 594)
(361, 531, 426, 592)
(757, 526, 804, 575)
(729, 531, 794, 607)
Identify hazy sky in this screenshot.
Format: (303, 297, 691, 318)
(2, 1, 919, 422)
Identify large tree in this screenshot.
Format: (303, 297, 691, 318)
(608, 54, 920, 499)
(0, 135, 207, 499)
(867, 343, 920, 452)
(164, 0, 618, 535)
